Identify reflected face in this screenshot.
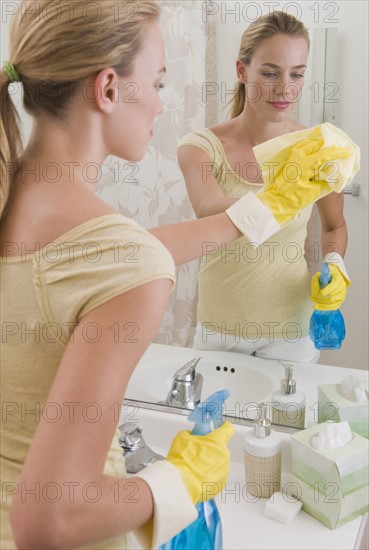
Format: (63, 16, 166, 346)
(239, 33, 309, 121)
(109, 21, 166, 161)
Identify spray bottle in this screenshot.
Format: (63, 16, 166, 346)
(159, 390, 230, 550)
(309, 262, 346, 349)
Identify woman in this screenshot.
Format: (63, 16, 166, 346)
(178, 11, 352, 362)
(0, 3, 239, 549)
(0, 2, 354, 549)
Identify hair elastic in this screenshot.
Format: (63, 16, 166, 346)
(2, 61, 21, 83)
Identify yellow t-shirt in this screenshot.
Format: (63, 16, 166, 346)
(1, 214, 176, 550)
(178, 128, 313, 341)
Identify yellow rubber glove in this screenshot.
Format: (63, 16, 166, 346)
(256, 126, 352, 225)
(166, 421, 235, 504)
(225, 123, 360, 245)
(311, 263, 350, 311)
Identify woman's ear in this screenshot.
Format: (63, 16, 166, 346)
(93, 68, 120, 114)
(236, 59, 247, 83)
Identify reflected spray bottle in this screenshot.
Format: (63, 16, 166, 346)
(159, 390, 229, 550)
(309, 262, 346, 350)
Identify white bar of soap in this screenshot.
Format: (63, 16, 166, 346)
(264, 492, 302, 524)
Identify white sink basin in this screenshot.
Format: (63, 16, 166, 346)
(126, 346, 275, 416)
(138, 357, 273, 410)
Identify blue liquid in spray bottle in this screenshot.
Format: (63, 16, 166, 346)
(309, 262, 346, 350)
(159, 390, 230, 550)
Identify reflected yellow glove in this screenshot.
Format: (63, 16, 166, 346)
(166, 421, 235, 504)
(311, 253, 351, 311)
(225, 123, 360, 245)
(256, 127, 351, 225)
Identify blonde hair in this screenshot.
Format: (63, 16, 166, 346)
(0, 0, 160, 218)
(229, 11, 310, 119)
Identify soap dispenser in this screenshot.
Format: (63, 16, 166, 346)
(243, 403, 282, 498)
(271, 363, 306, 429)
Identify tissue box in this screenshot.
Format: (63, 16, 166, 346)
(291, 425, 369, 529)
(318, 384, 369, 438)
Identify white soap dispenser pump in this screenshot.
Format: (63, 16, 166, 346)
(271, 362, 306, 429)
(243, 403, 282, 498)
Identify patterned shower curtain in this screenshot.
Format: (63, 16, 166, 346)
(97, 1, 216, 346)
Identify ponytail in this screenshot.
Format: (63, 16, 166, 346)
(0, 70, 23, 219)
(227, 82, 247, 119)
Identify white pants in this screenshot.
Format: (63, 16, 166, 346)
(192, 322, 320, 363)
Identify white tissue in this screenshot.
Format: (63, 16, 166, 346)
(354, 386, 368, 403)
(311, 421, 353, 451)
(339, 375, 368, 403)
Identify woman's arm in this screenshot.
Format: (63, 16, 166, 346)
(149, 212, 242, 266)
(177, 145, 238, 217)
(316, 191, 348, 258)
(10, 279, 173, 550)
(149, 145, 243, 265)
(151, 149, 350, 266)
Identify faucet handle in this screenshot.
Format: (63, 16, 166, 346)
(118, 422, 145, 451)
(173, 356, 202, 382)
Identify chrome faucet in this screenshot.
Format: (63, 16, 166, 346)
(163, 356, 203, 409)
(118, 422, 165, 474)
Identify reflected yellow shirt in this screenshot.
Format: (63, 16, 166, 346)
(1, 214, 176, 549)
(178, 128, 313, 341)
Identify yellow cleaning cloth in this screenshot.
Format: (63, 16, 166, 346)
(225, 123, 360, 244)
(253, 122, 360, 194)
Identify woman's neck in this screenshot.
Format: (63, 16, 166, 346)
(20, 114, 108, 192)
(232, 108, 296, 147)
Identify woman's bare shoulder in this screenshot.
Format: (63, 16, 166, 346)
(208, 119, 237, 140)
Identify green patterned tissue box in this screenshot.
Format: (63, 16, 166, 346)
(291, 425, 369, 529)
(318, 384, 369, 439)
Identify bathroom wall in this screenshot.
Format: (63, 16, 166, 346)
(330, 1, 368, 371)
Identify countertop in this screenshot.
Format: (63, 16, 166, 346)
(124, 343, 369, 549)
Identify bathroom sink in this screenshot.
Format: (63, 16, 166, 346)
(125, 345, 275, 417)
(138, 358, 272, 412)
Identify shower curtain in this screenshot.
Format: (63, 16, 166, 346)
(98, 1, 216, 346)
